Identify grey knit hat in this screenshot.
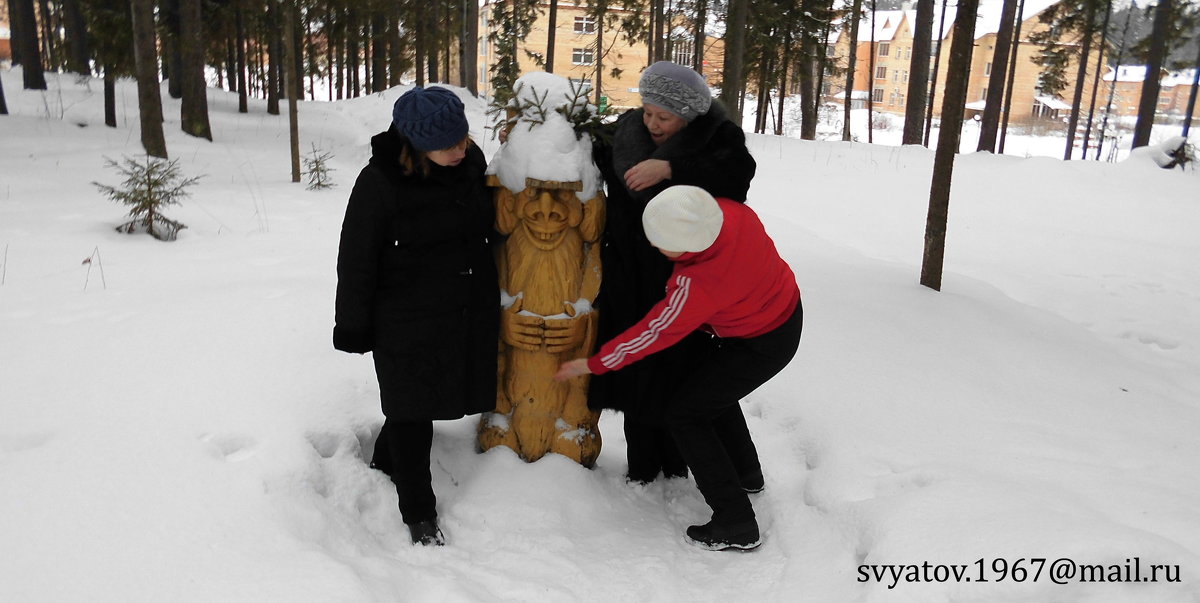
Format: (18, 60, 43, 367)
(391, 86, 469, 152)
(638, 61, 713, 122)
(642, 185, 724, 253)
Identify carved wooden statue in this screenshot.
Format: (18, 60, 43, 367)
(478, 175, 606, 467)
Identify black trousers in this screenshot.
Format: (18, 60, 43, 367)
(370, 419, 436, 525)
(624, 418, 688, 482)
(665, 302, 803, 526)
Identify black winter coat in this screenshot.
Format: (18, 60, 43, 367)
(588, 102, 757, 419)
(334, 128, 499, 421)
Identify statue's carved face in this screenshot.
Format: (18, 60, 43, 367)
(515, 187, 582, 251)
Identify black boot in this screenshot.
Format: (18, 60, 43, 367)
(408, 519, 445, 546)
(685, 520, 761, 551)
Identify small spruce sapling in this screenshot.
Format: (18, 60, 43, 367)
(303, 144, 336, 190)
(93, 156, 202, 241)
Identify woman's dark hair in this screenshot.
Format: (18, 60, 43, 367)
(395, 130, 471, 178)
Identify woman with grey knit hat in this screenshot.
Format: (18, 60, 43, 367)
(334, 86, 499, 547)
(588, 61, 760, 488)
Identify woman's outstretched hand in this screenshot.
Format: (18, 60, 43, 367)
(554, 358, 592, 381)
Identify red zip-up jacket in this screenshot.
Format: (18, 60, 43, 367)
(587, 198, 800, 376)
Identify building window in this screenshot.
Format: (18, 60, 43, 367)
(984, 62, 992, 76)
(878, 42, 890, 56)
(821, 81, 833, 95)
(826, 44, 837, 57)
(572, 47, 594, 65)
(903, 70, 909, 83)
(570, 77, 593, 92)
(873, 88, 884, 103)
(876, 66, 887, 79)
(981, 87, 988, 100)
(905, 47, 911, 59)
(671, 40, 694, 68)
(573, 15, 596, 34)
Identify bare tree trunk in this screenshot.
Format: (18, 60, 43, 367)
(843, 0, 863, 141)
(976, 0, 1018, 151)
(1081, 0, 1112, 159)
(372, 14, 387, 92)
(1132, 0, 1171, 149)
(389, 11, 404, 87)
(427, 3, 439, 83)
(1182, 43, 1200, 138)
(777, 41, 791, 136)
(132, 0, 168, 158)
(867, 0, 876, 144)
(7, 0, 25, 66)
(998, 0, 1026, 154)
(104, 66, 117, 126)
(13, 0, 48, 89)
(1097, 6, 1132, 160)
(164, 0, 184, 99)
(693, 0, 707, 73)
(720, 0, 748, 125)
(654, 0, 666, 63)
(1063, 0, 1095, 160)
(903, 0, 935, 144)
(180, 0, 213, 140)
(547, 0, 558, 73)
(236, 0, 249, 113)
(37, 0, 57, 72)
(464, 0, 479, 93)
(924, 0, 949, 145)
(284, 5, 301, 183)
(921, 0, 978, 291)
(267, 2, 281, 114)
(595, 0, 606, 105)
(62, 0, 91, 75)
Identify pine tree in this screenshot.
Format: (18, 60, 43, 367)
(94, 156, 202, 242)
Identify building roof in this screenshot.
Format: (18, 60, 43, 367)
(1034, 95, 1072, 110)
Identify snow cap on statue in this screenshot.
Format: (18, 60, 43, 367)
(642, 185, 724, 253)
(638, 61, 712, 122)
(391, 86, 469, 152)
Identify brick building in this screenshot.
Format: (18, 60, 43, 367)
(479, 1, 725, 111)
(826, 0, 1110, 124)
(1, 0, 11, 64)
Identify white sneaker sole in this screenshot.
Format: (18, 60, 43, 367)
(684, 534, 763, 552)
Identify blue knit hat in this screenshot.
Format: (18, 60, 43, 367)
(391, 87, 469, 152)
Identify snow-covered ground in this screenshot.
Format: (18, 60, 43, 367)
(1, 67, 1198, 602)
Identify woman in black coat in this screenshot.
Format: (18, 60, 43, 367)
(590, 61, 758, 486)
(334, 87, 498, 546)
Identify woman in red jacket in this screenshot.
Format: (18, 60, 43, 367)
(555, 185, 803, 552)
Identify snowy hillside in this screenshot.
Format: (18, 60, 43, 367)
(1, 68, 1198, 602)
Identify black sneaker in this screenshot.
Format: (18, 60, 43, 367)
(408, 519, 445, 546)
(684, 520, 762, 551)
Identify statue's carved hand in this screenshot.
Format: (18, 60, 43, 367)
(542, 315, 586, 354)
(501, 304, 546, 352)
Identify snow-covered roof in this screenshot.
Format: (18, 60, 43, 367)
(847, 0, 1062, 44)
(974, 0, 1060, 37)
(1162, 69, 1198, 87)
(1033, 95, 1071, 110)
(1104, 65, 1148, 83)
(965, 99, 988, 110)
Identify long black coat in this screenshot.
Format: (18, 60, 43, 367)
(334, 128, 499, 421)
(588, 102, 757, 419)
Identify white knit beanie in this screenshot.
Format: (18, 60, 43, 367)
(642, 185, 724, 253)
